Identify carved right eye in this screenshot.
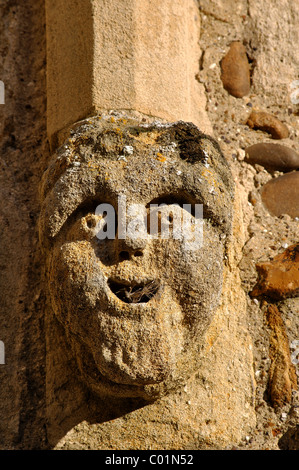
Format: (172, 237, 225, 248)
(83, 208, 118, 240)
(145, 194, 199, 237)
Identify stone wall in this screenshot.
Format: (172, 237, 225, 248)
(0, 0, 298, 450)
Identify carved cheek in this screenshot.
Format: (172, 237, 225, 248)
(150, 225, 224, 330)
(49, 241, 108, 329)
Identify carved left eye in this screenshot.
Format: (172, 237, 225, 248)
(145, 194, 199, 236)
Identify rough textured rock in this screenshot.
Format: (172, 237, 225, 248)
(198, 0, 299, 450)
(245, 0, 299, 113)
(40, 116, 234, 400)
(245, 143, 299, 173)
(251, 244, 299, 300)
(220, 41, 251, 98)
(279, 426, 299, 450)
(2, 0, 299, 452)
(261, 172, 299, 218)
(39, 114, 255, 449)
(265, 304, 297, 409)
(246, 111, 289, 139)
(0, 0, 48, 449)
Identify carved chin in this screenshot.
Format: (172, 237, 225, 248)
(71, 340, 172, 400)
(61, 290, 187, 398)
(97, 313, 184, 384)
(67, 319, 186, 400)
(72, 302, 185, 389)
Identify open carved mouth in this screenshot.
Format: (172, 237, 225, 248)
(108, 279, 160, 304)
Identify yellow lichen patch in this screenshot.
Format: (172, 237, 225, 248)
(87, 161, 100, 173)
(79, 135, 90, 141)
(155, 153, 167, 162)
(201, 168, 221, 193)
(116, 117, 128, 125)
(201, 167, 216, 181)
(67, 137, 76, 146)
(131, 130, 162, 146)
(87, 161, 106, 177)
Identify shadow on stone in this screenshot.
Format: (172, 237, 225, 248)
(278, 426, 299, 450)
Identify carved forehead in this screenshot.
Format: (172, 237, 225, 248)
(39, 116, 234, 242)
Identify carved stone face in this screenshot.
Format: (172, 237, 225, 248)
(39, 115, 234, 400)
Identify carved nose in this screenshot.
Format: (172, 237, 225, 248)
(120, 234, 148, 252)
(117, 204, 149, 256)
(117, 231, 149, 260)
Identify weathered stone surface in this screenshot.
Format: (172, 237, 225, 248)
(251, 243, 299, 300)
(261, 171, 299, 218)
(0, 0, 49, 449)
(246, 111, 289, 139)
(39, 114, 256, 449)
(245, 0, 299, 113)
(245, 143, 299, 173)
(39, 115, 235, 400)
(3, 0, 299, 452)
(198, 0, 248, 24)
(220, 41, 251, 98)
(265, 304, 297, 409)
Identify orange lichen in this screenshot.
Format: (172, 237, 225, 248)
(156, 153, 166, 162)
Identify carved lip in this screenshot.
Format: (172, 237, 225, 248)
(108, 278, 160, 304)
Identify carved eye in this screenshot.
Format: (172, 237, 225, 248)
(85, 213, 110, 235)
(85, 214, 98, 229)
(76, 201, 118, 240)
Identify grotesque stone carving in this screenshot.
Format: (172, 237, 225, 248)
(39, 114, 234, 401)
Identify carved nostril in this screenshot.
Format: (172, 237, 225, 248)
(119, 250, 130, 261)
(134, 251, 143, 257)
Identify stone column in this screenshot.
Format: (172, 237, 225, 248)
(46, 0, 210, 148)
